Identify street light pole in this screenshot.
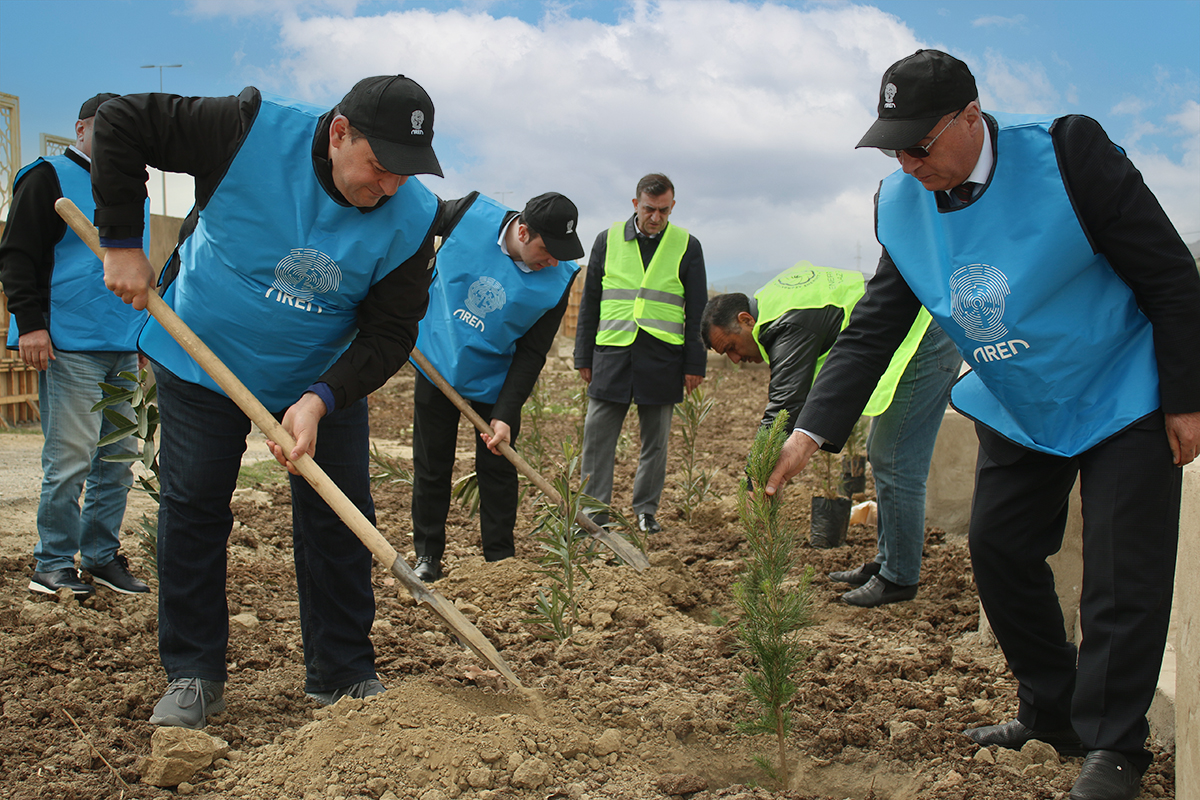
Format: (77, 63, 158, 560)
(140, 64, 182, 216)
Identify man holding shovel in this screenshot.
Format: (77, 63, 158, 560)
(410, 191, 583, 582)
(92, 76, 444, 728)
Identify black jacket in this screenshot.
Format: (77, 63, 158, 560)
(0, 149, 92, 339)
(436, 192, 575, 425)
(573, 216, 707, 405)
(796, 114, 1200, 451)
(90, 88, 441, 409)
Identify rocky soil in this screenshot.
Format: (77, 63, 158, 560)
(0, 362, 1174, 799)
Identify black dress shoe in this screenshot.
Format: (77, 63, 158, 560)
(1069, 750, 1141, 800)
(841, 575, 917, 607)
(828, 561, 881, 586)
(85, 554, 149, 594)
(29, 567, 95, 597)
(413, 556, 442, 583)
(964, 718, 1087, 757)
(637, 513, 662, 534)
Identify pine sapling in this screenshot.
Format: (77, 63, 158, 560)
(733, 411, 815, 788)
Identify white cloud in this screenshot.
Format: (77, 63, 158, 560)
(1167, 99, 1200, 138)
(185, 0, 363, 20)
(1111, 96, 1148, 117)
(1132, 99, 1200, 241)
(254, 1, 925, 279)
(189, 1, 1198, 278)
(971, 14, 1026, 28)
(975, 49, 1060, 115)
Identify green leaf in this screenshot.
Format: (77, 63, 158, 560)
(98, 424, 138, 447)
(103, 407, 136, 429)
(100, 453, 145, 463)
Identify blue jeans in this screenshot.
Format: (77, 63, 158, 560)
(35, 349, 138, 572)
(154, 365, 377, 692)
(866, 321, 961, 586)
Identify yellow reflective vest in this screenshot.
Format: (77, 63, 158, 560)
(596, 222, 689, 346)
(752, 261, 932, 416)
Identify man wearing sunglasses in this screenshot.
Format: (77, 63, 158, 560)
(763, 49, 1199, 800)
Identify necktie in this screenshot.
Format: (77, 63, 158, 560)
(950, 182, 976, 206)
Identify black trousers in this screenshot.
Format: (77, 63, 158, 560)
(410, 372, 519, 563)
(968, 412, 1180, 772)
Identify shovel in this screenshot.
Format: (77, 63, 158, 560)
(407, 348, 649, 571)
(56, 198, 523, 689)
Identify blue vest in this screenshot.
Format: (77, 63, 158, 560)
(138, 94, 439, 412)
(877, 113, 1159, 456)
(414, 195, 578, 403)
(6, 154, 149, 351)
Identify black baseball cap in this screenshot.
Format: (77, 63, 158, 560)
(337, 75, 443, 177)
(79, 93, 121, 120)
(856, 50, 977, 150)
(522, 193, 584, 261)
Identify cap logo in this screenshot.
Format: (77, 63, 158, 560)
(565, 220, 575, 234)
(883, 83, 897, 109)
(410, 109, 425, 135)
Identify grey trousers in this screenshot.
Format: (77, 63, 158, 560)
(580, 398, 674, 519)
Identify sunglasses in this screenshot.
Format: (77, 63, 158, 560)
(882, 108, 963, 159)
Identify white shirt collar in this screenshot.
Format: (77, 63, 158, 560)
(965, 117, 993, 186)
(68, 145, 90, 164)
(499, 215, 534, 274)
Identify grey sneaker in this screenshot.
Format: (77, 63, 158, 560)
(306, 678, 386, 706)
(150, 678, 226, 728)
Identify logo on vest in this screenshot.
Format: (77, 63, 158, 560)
(265, 248, 341, 313)
(949, 263, 1030, 363)
(454, 276, 507, 332)
(411, 110, 425, 135)
(883, 83, 897, 109)
(776, 269, 817, 288)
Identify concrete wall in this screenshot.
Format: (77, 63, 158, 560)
(926, 407, 1198, 792)
(148, 214, 183, 276)
(1176, 465, 1199, 799)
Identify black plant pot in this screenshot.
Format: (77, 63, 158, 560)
(810, 496, 852, 548)
(840, 456, 867, 497)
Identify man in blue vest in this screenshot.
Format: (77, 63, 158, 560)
(764, 50, 1200, 800)
(1, 93, 149, 599)
(702, 263, 960, 607)
(574, 173, 707, 534)
(409, 191, 583, 583)
(92, 76, 444, 728)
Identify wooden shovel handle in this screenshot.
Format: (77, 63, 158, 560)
(55, 197, 523, 689)
(407, 349, 649, 571)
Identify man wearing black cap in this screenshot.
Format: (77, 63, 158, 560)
(764, 49, 1200, 800)
(408, 191, 583, 582)
(91, 76, 445, 728)
(1, 93, 150, 599)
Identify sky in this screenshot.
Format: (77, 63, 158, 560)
(1, 0, 1197, 287)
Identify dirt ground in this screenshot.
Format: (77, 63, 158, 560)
(0, 362, 1175, 799)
